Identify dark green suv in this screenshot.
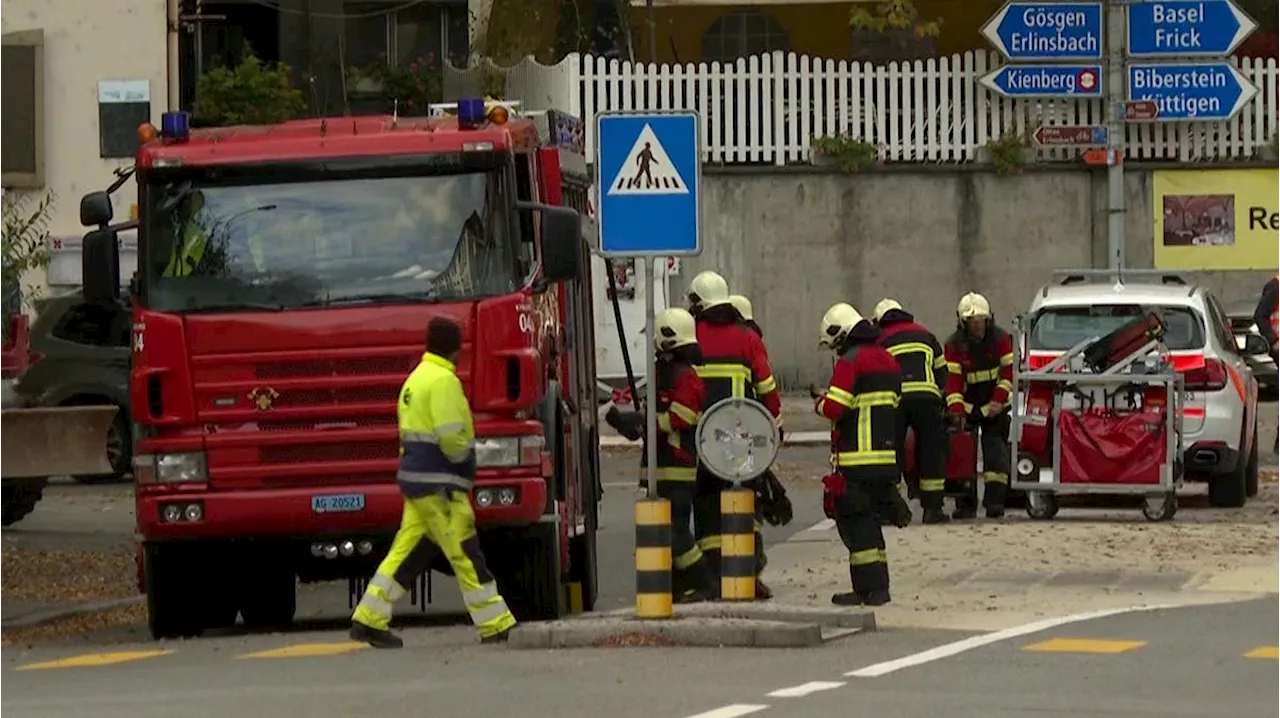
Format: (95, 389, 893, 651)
(12, 295, 133, 483)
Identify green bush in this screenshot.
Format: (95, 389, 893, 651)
(194, 51, 306, 127)
(2, 191, 55, 322)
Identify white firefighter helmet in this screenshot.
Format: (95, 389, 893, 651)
(872, 298, 902, 322)
(728, 294, 754, 322)
(654, 307, 698, 352)
(957, 292, 992, 320)
(818, 302, 863, 349)
(688, 270, 731, 312)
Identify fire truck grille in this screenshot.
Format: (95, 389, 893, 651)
(259, 441, 398, 464)
(274, 385, 401, 408)
(254, 356, 414, 379)
(256, 417, 398, 432)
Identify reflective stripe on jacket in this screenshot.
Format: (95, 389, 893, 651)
(163, 224, 209, 277)
(397, 352, 476, 498)
(817, 341, 902, 477)
(876, 312, 946, 401)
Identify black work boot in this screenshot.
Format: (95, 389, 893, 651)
(753, 578, 773, 601)
(859, 589, 892, 606)
(985, 506, 1006, 519)
(831, 591, 862, 606)
(952, 504, 977, 520)
(350, 622, 404, 649)
(922, 506, 951, 524)
(480, 627, 512, 644)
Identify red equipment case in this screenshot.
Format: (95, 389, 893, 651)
(904, 427, 979, 482)
(1056, 409, 1167, 485)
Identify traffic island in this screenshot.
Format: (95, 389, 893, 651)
(506, 603, 875, 650)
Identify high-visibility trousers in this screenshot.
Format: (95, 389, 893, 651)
(352, 490, 516, 639)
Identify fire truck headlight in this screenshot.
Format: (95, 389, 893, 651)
(156, 452, 208, 483)
(475, 438, 520, 467)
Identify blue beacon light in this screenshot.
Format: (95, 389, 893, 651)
(457, 97, 486, 129)
(160, 111, 191, 141)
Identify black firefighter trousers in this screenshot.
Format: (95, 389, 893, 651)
(694, 469, 766, 593)
(834, 472, 898, 599)
(948, 410, 1011, 514)
(896, 397, 947, 511)
(655, 477, 712, 598)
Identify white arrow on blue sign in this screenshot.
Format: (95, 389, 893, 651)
(979, 64, 1104, 98)
(981, 1, 1104, 61)
(1127, 0, 1258, 58)
(1128, 62, 1259, 121)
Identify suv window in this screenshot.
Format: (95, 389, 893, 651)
(49, 302, 131, 348)
(1030, 304, 1205, 351)
(1202, 294, 1238, 352)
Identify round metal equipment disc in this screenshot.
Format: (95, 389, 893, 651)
(695, 397, 780, 483)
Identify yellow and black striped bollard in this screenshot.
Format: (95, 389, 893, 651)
(634, 498, 673, 618)
(720, 487, 756, 601)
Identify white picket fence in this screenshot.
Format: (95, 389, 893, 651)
(444, 50, 1280, 166)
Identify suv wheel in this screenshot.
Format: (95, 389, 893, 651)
(1244, 425, 1260, 499)
(1207, 424, 1250, 508)
(73, 408, 132, 485)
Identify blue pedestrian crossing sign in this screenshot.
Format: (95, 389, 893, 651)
(595, 112, 702, 258)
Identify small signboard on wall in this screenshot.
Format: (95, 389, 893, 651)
(47, 233, 138, 288)
(98, 79, 150, 159)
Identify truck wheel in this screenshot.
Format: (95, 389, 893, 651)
(144, 544, 208, 639)
(500, 524, 565, 622)
(1, 477, 47, 527)
(1245, 425, 1260, 499)
(239, 558, 297, 630)
(569, 517, 599, 612)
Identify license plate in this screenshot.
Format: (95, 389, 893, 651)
(311, 493, 365, 513)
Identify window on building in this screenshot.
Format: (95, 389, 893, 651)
(2, 29, 45, 189)
(344, 1, 470, 71)
(700, 11, 789, 63)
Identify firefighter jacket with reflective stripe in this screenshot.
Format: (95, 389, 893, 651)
(944, 324, 1015, 416)
(694, 317, 783, 424)
(396, 352, 477, 498)
(876, 310, 946, 402)
(816, 329, 902, 477)
(163, 224, 210, 277)
(1255, 276, 1279, 350)
(649, 359, 705, 483)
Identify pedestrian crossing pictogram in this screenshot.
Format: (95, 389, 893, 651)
(605, 123, 690, 196)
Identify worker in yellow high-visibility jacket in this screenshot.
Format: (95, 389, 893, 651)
(350, 317, 517, 648)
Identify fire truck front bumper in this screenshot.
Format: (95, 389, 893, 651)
(137, 472, 550, 541)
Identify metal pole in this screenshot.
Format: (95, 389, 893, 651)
(1105, 0, 1126, 271)
(645, 0, 658, 63)
(643, 259, 658, 499)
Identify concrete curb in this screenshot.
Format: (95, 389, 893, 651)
(507, 603, 875, 650)
(1, 595, 144, 630)
(600, 430, 829, 448)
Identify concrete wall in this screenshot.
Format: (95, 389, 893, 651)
(3, 0, 168, 293)
(674, 167, 1276, 391)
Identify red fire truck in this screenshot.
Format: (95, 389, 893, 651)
(77, 100, 602, 639)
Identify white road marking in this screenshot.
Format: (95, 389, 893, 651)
(683, 705, 770, 718)
(844, 604, 1173, 678)
(804, 518, 836, 532)
(766, 681, 846, 698)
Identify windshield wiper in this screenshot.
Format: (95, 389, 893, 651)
(302, 293, 441, 307)
(183, 301, 285, 313)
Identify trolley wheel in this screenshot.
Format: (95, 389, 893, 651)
(1141, 493, 1177, 522)
(1025, 491, 1059, 520)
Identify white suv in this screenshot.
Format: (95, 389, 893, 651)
(1024, 272, 1262, 507)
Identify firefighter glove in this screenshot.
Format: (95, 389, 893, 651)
(605, 406, 645, 441)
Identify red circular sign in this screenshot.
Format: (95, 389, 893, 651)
(1077, 69, 1097, 92)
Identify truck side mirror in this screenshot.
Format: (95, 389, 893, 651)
(539, 206, 582, 283)
(80, 191, 114, 228)
(82, 229, 121, 304)
(1243, 332, 1270, 356)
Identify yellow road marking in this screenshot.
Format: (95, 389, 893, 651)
(236, 641, 368, 659)
(1023, 638, 1147, 654)
(1244, 646, 1279, 659)
(17, 649, 174, 671)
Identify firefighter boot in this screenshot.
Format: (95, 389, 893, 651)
(983, 474, 1008, 519)
(858, 589, 892, 606)
(350, 622, 404, 649)
(676, 561, 716, 603)
(952, 482, 978, 520)
(754, 578, 773, 601)
(831, 565, 861, 606)
(922, 506, 951, 524)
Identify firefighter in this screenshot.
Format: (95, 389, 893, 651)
(814, 302, 907, 606)
(728, 293, 795, 542)
(1252, 275, 1278, 451)
(943, 292, 1015, 520)
(686, 271, 783, 599)
(350, 317, 517, 648)
(872, 298, 950, 524)
(162, 191, 210, 278)
(605, 308, 716, 602)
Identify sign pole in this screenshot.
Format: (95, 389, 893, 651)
(1105, 0, 1126, 272)
(643, 259, 658, 500)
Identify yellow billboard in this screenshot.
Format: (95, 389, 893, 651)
(1152, 168, 1279, 271)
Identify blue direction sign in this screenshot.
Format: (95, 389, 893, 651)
(979, 64, 1103, 98)
(596, 112, 702, 257)
(981, 2, 1104, 61)
(1128, 0, 1258, 58)
(1128, 62, 1258, 121)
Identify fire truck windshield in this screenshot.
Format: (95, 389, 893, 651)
(142, 168, 519, 312)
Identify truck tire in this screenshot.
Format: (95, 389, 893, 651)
(500, 523, 565, 622)
(239, 553, 298, 630)
(144, 543, 211, 639)
(569, 512, 599, 613)
(1, 477, 47, 527)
